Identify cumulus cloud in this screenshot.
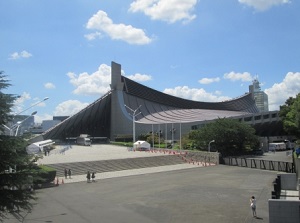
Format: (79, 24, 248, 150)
(223, 71, 253, 82)
(86, 10, 152, 45)
(44, 82, 56, 89)
(129, 0, 197, 23)
(53, 100, 89, 116)
(163, 86, 231, 102)
(84, 32, 102, 41)
(126, 73, 152, 82)
(34, 113, 53, 124)
(239, 0, 290, 11)
(198, 77, 220, 84)
(9, 50, 32, 60)
(265, 72, 300, 111)
(67, 64, 111, 96)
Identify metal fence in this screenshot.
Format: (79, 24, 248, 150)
(223, 157, 295, 173)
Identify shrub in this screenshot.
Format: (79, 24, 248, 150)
(33, 165, 56, 185)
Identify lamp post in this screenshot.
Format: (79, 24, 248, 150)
(124, 104, 142, 146)
(13, 111, 37, 136)
(6, 97, 49, 136)
(208, 140, 215, 153)
(15, 97, 49, 116)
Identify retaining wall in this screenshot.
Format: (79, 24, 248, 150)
(269, 199, 300, 223)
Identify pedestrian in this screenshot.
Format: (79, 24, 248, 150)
(250, 196, 257, 218)
(91, 172, 96, 182)
(64, 168, 68, 179)
(86, 171, 91, 183)
(68, 169, 72, 179)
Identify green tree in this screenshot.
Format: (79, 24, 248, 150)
(188, 118, 260, 156)
(279, 93, 300, 138)
(0, 73, 38, 221)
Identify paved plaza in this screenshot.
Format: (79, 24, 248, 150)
(5, 145, 287, 223)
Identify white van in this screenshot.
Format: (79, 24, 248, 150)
(268, 142, 286, 151)
(77, 136, 91, 146)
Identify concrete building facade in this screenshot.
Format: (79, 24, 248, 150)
(37, 61, 261, 143)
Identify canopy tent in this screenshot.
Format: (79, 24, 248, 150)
(26, 139, 54, 154)
(133, 140, 151, 150)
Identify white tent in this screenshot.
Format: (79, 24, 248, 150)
(133, 140, 151, 150)
(26, 139, 54, 154)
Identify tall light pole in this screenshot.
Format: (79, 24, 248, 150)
(208, 140, 215, 152)
(124, 104, 142, 146)
(13, 111, 37, 136)
(2, 97, 48, 136)
(15, 97, 49, 116)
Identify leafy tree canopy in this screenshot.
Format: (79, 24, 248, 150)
(279, 93, 300, 138)
(188, 118, 260, 156)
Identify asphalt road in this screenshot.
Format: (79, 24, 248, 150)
(5, 165, 277, 223)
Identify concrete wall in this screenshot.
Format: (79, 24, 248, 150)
(278, 173, 297, 190)
(269, 199, 300, 223)
(295, 157, 300, 183)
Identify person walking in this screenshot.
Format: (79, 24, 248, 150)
(64, 168, 68, 179)
(68, 169, 72, 179)
(86, 171, 91, 183)
(91, 172, 96, 182)
(250, 196, 257, 218)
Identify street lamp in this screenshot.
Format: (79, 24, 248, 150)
(124, 104, 142, 146)
(12, 111, 37, 136)
(208, 140, 215, 152)
(15, 97, 49, 116)
(3, 96, 49, 136)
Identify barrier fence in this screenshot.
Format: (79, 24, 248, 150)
(223, 157, 295, 173)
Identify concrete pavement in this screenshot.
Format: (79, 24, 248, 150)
(4, 144, 281, 223)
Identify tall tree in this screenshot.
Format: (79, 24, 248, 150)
(0, 72, 38, 221)
(279, 93, 300, 138)
(0, 73, 17, 131)
(188, 118, 260, 156)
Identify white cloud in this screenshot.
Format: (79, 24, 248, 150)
(223, 71, 253, 82)
(86, 10, 152, 45)
(34, 113, 53, 124)
(129, 0, 197, 23)
(67, 64, 111, 96)
(44, 82, 56, 89)
(163, 86, 231, 102)
(9, 50, 32, 60)
(198, 77, 220, 84)
(126, 73, 152, 82)
(265, 72, 300, 111)
(84, 32, 102, 41)
(53, 100, 89, 116)
(239, 0, 290, 11)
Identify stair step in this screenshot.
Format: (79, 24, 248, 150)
(47, 155, 185, 177)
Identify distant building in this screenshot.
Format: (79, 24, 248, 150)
(31, 118, 67, 134)
(2, 115, 35, 136)
(249, 78, 269, 112)
(53, 116, 69, 122)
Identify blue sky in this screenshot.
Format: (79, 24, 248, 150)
(1, 0, 299, 123)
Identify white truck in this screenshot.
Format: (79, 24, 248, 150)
(77, 134, 91, 146)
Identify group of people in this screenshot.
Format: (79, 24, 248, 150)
(63, 168, 97, 182)
(64, 168, 72, 179)
(86, 171, 96, 182)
